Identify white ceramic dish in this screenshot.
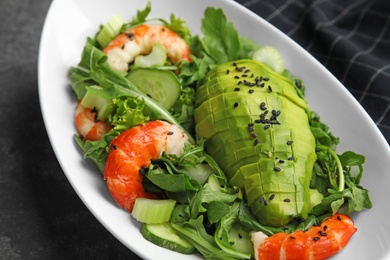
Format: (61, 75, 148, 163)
(38, 0, 390, 259)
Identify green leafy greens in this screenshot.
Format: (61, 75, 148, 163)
(68, 2, 372, 259)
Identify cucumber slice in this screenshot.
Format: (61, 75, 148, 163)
(134, 43, 167, 68)
(186, 164, 213, 185)
(127, 68, 180, 110)
(252, 46, 285, 74)
(96, 14, 125, 48)
(141, 222, 196, 254)
(228, 223, 253, 257)
(132, 198, 176, 224)
(80, 86, 112, 120)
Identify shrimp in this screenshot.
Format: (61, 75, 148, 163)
(251, 214, 357, 260)
(104, 120, 189, 212)
(103, 24, 192, 72)
(75, 101, 111, 141)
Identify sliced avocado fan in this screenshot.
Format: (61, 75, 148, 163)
(194, 60, 316, 227)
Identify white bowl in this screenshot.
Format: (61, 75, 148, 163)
(38, 0, 390, 259)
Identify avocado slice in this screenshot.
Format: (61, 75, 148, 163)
(194, 59, 316, 227)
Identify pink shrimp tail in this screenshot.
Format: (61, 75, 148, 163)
(74, 101, 111, 141)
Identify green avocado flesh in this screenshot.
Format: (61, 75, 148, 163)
(194, 60, 317, 227)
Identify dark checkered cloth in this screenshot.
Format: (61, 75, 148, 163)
(236, 0, 390, 144)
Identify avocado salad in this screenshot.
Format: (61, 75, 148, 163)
(69, 2, 372, 259)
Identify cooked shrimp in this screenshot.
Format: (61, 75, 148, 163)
(251, 214, 357, 260)
(75, 101, 111, 141)
(104, 120, 189, 212)
(103, 24, 192, 71)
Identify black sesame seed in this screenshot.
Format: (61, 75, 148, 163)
(284, 198, 291, 202)
(238, 233, 243, 239)
(254, 139, 260, 146)
(227, 69, 230, 74)
(268, 85, 273, 92)
(248, 123, 254, 127)
(234, 87, 240, 91)
(241, 74, 248, 78)
(254, 119, 261, 124)
(274, 167, 281, 172)
(263, 77, 269, 81)
(313, 237, 320, 241)
(238, 81, 242, 85)
(139, 166, 148, 175)
(121, 44, 125, 49)
(286, 140, 293, 145)
(112, 145, 117, 150)
(337, 215, 342, 221)
(272, 110, 281, 116)
(288, 156, 294, 161)
(290, 236, 296, 239)
(167, 131, 174, 135)
(235, 187, 240, 193)
(234, 102, 239, 108)
(249, 89, 254, 94)
(126, 32, 134, 41)
(259, 197, 264, 203)
(318, 231, 327, 237)
(264, 124, 270, 130)
(233, 62, 237, 66)
(279, 159, 285, 163)
(250, 132, 257, 138)
(264, 200, 268, 206)
(91, 107, 98, 113)
(248, 126, 254, 132)
(245, 69, 250, 73)
(323, 225, 328, 231)
(269, 194, 275, 200)
(234, 75, 240, 79)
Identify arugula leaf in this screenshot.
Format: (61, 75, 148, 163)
(207, 201, 231, 224)
(172, 215, 238, 260)
(189, 181, 237, 219)
(74, 129, 118, 174)
(146, 167, 198, 192)
(214, 202, 252, 259)
(162, 13, 192, 40)
(121, 1, 151, 30)
(200, 8, 240, 64)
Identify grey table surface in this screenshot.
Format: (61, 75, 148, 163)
(1, 0, 389, 259)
